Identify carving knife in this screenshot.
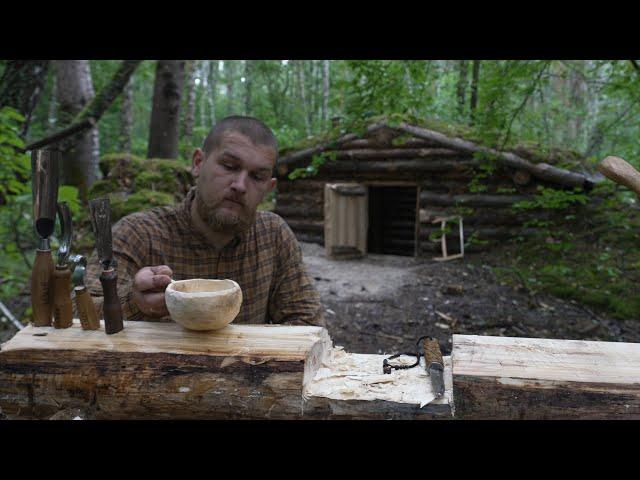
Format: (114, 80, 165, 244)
(52, 202, 74, 328)
(423, 337, 445, 399)
(69, 254, 100, 330)
(30, 149, 60, 326)
(89, 197, 123, 335)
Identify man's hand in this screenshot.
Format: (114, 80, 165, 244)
(132, 265, 173, 318)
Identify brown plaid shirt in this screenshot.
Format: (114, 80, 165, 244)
(85, 187, 324, 327)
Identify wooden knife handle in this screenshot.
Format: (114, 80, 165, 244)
(598, 156, 640, 197)
(423, 337, 443, 368)
(31, 249, 54, 326)
(75, 286, 100, 330)
(52, 266, 73, 328)
(100, 268, 123, 334)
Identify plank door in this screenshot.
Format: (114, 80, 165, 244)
(324, 183, 368, 259)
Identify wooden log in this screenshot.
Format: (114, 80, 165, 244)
(339, 138, 438, 149)
(0, 322, 453, 419)
(274, 205, 324, 219)
(321, 159, 480, 174)
(452, 335, 640, 419)
(419, 227, 538, 241)
(395, 123, 595, 190)
(276, 192, 324, 208)
(295, 232, 323, 244)
(276, 180, 325, 193)
(513, 169, 532, 186)
(327, 148, 461, 160)
(278, 122, 389, 166)
(285, 218, 324, 233)
(420, 191, 531, 207)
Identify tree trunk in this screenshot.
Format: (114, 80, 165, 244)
(470, 60, 480, 123)
(198, 60, 208, 129)
(0, 60, 50, 138)
(243, 60, 253, 115)
(225, 60, 236, 115)
(209, 60, 218, 125)
(54, 60, 100, 200)
(456, 60, 469, 117)
(322, 60, 330, 126)
(120, 75, 134, 153)
(182, 60, 197, 140)
(47, 74, 57, 134)
(147, 60, 186, 159)
(296, 60, 312, 136)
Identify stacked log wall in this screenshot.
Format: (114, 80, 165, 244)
(276, 135, 566, 254)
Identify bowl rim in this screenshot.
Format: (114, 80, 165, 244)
(165, 278, 240, 299)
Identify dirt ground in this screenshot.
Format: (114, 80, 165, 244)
(300, 242, 640, 356)
(3, 241, 640, 355)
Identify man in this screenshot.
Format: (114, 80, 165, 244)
(86, 116, 325, 327)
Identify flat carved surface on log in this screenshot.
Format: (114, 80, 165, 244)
(452, 334, 640, 419)
(1, 321, 326, 360)
(0, 322, 330, 420)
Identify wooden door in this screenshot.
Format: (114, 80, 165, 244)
(324, 183, 368, 259)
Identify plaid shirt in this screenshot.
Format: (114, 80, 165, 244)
(85, 187, 324, 327)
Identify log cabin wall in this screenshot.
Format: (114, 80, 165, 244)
(275, 129, 580, 256)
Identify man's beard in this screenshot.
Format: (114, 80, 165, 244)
(194, 185, 255, 235)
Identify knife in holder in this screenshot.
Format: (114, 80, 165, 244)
(30, 149, 60, 327)
(89, 197, 123, 335)
(52, 202, 73, 328)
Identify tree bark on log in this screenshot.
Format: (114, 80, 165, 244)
(321, 159, 480, 174)
(0, 60, 50, 138)
(396, 123, 594, 190)
(278, 122, 389, 166)
(276, 180, 326, 192)
(147, 60, 186, 159)
(274, 203, 324, 218)
(452, 334, 640, 419)
(295, 232, 323, 244)
(327, 148, 461, 160)
(284, 218, 324, 233)
(420, 191, 530, 207)
(0, 322, 452, 419)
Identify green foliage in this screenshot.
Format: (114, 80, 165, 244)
(513, 186, 589, 211)
(0, 107, 29, 200)
(108, 190, 175, 221)
(288, 152, 337, 180)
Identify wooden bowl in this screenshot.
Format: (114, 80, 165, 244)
(165, 279, 242, 331)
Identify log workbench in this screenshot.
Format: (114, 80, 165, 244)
(1, 323, 638, 419)
(0, 321, 451, 419)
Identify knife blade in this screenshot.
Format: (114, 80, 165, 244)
(52, 202, 73, 329)
(89, 197, 123, 334)
(423, 337, 445, 399)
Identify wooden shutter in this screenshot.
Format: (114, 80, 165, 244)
(324, 183, 368, 259)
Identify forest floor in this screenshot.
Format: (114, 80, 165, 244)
(300, 242, 640, 356)
(3, 240, 640, 353)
